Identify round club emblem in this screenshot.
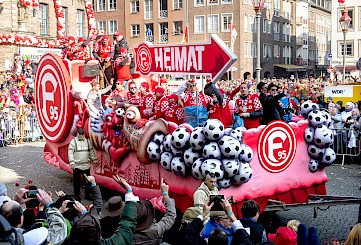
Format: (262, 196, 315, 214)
(258, 121, 296, 173)
(135, 43, 152, 77)
(35, 53, 73, 143)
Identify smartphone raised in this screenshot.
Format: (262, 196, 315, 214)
(24, 190, 38, 199)
(209, 195, 225, 211)
(66, 201, 76, 208)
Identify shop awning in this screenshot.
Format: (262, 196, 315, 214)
(334, 65, 357, 71)
(273, 64, 307, 72)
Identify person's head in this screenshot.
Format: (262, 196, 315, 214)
(115, 80, 124, 91)
(327, 96, 333, 104)
(208, 227, 228, 245)
(140, 82, 149, 94)
(0, 200, 23, 227)
(287, 219, 301, 232)
(241, 200, 260, 220)
(136, 200, 155, 231)
(336, 101, 343, 109)
(101, 196, 124, 218)
(78, 37, 86, 44)
(346, 102, 354, 111)
(186, 79, 196, 93)
(113, 31, 124, 42)
(330, 107, 339, 116)
(167, 94, 178, 104)
(77, 128, 85, 140)
(128, 81, 138, 94)
(160, 78, 168, 90)
(204, 173, 217, 190)
(239, 83, 249, 97)
(119, 48, 127, 56)
(92, 81, 100, 92)
(257, 81, 267, 93)
(352, 108, 360, 117)
(102, 35, 109, 46)
(267, 83, 279, 96)
(153, 87, 165, 100)
(345, 223, 361, 245)
(328, 102, 335, 112)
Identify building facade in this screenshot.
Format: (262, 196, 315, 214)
(330, 0, 361, 80)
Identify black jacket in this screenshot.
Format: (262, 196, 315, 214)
(240, 219, 265, 245)
(204, 82, 223, 105)
(261, 93, 285, 125)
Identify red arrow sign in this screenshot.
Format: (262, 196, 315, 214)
(133, 34, 237, 83)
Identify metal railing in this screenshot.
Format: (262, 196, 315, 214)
(330, 128, 360, 166)
(159, 10, 168, 19)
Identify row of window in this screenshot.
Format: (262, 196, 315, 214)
(38, 4, 84, 37)
(338, 40, 361, 58)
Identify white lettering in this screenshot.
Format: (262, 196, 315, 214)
(187, 46, 197, 71)
(175, 47, 187, 71)
(267, 131, 287, 163)
(164, 47, 171, 71)
(196, 46, 205, 70)
(154, 48, 163, 70)
(170, 47, 175, 70)
(41, 74, 58, 124)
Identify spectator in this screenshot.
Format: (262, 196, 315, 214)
(257, 81, 267, 106)
(139, 82, 155, 119)
(100, 196, 124, 238)
(341, 102, 354, 125)
(261, 83, 286, 125)
(287, 219, 301, 232)
(193, 173, 219, 209)
(114, 48, 134, 90)
(268, 227, 297, 245)
(0, 183, 10, 207)
(200, 211, 235, 244)
(345, 223, 361, 245)
(336, 101, 345, 113)
(152, 87, 168, 120)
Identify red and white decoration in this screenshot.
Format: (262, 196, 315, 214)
(19, 0, 39, 8)
(53, 0, 66, 39)
(85, 1, 97, 37)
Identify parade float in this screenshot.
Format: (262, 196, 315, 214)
(34, 36, 351, 218)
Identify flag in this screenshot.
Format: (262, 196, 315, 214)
(230, 21, 237, 51)
(182, 24, 189, 44)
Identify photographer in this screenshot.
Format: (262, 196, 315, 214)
(193, 173, 219, 210)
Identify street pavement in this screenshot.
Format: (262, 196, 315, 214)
(0, 141, 360, 242)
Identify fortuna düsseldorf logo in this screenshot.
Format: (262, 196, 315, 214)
(258, 121, 296, 173)
(135, 43, 152, 77)
(35, 53, 72, 143)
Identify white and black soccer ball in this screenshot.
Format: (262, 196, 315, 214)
(160, 152, 173, 171)
(229, 128, 243, 143)
(218, 136, 241, 159)
(192, 158, 205, 180)
(218, 179, 232, 189)
(152, 131, 165, 145)
(147, 141, 162, 161)
(314, 125, 333, 148)
(308, 109, 326, 127)
(190, 127, 207, 150)
(202, 119, 225, 141)
(307, 144, 324, 159)
(183, 147, 201, 168)
(238, 144, 254, 163)
(115, 108, 125, 117)
(163, 134, 173, 152)
(171, 128, 191, 149)
(308, 159, 319, 173)
(203, 142, 222, 159)
(300, 100, 318, 118)
(171, 157, 187, 176)
(200, 159, 224, 180)
(224, 128, 233, 136)
(222, 159, 240, 178)
(321, 147, 336, 167)
(233, 162, 252, 184)
(321, 111, 332, 128)
(170, 145, 183, 157)
(304, 126, 315, 144)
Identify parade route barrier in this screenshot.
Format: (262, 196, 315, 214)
(330, 128, 361, 166)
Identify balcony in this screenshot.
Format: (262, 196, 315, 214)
(159, 34, 168, 43)
(159, 10, 168, 19)
(273, 33, 280, 41)
(145, 11, 154, 20)
(146, 35, 154, 43)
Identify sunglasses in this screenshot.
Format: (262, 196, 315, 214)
(270, 88, 277, 91)
(78, 133, 85, 135)
(116, 83, 122, 85)
(130, 87, 136, 89)
(188, 85, 195, 88)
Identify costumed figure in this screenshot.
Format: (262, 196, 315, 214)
(93, 35, 114, 89)
(65, 37, 91, 61)
(159, 77, 171, 97)
(114, 48, 134, 90)
(107, 80, 127, 111)
(139, 82, 155, 120)
(62, 36, 76, 60)
(165, 94, 185, 125)
(208, 89, 233, 128)
(126, 81, 141, 107)
(152, 87, 169, 120)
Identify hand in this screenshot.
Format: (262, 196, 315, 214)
(84, 174, 95, 184)
(113, 175, 131, 191)
(70, 164, 75, 170)
(240, 113, 250, 118)
(202, 202, 214, 217)
(55, 190, 66, 197)
(36, 189, 53, 206)
(220, 199, 232, 214)
(73, 201, 87, 214)
(59, 200, 71, 213)
(160, 178, 169, 194)
(110, 78, 114, 85)
(13, 188, 32, 204)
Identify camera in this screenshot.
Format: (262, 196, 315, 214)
(66, 201, 76, 208)
(24, 190, 38, 199)
(209, 195, 225, 211)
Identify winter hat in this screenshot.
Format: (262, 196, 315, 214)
(140, 82, 150, 91)
(120, 48, 127, 54)
(167, 94, 178, 101)
(0, 183, 7, 196)
(345, 102, 354, 109)
(153, 87, 165, 94)
(268, 227, 297, 245)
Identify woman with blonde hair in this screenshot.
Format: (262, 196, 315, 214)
(287, 219, 301, 232)
(345, 223, 361, 245)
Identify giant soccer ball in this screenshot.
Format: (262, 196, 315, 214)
(171, 128, 191, 149)
(147, 141, 162, 161)
(192, 158, 205, 180)
(200, 159, 224, 180)
(300, 100, 318, 118)
(160, 152, 173, 171)
(222, 159, 240, 178)
(229, 127, 244, 143)
(238, 144, 254, 163)
(218, 179, 232, 189)
(218, 136, 241, 159)
(321, 111, 332, 128)
(170, 145, 183, 157)
(190, 127, 207, 150)
(307, 144, 324, 159)
(233, 162, 252, 184)
(203, 142, 222, 159)
(202, 119, 225, 141)
(321, 147, 336, 167)
(308, 159, 319, 173)
(314, 125, 333, 148)
(152, 131, 165, 145)
(163, 134, 173, 152)
(171, 157, 187, 176)
(183, 147, 201, 168)
(304, 126, 315, 144)
(308, 109, 326, 127)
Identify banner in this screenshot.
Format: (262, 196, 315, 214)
(19, 47, 62, 62)
(324, 85, 353, 98)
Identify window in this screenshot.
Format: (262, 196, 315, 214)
(264, 0, 271, 9)
(283, 23, 290, 42)
(108, 0, 117, 10)
(98, 21, 106, 32)
(194, 15, 205, 34)
(244, 42, 250, 58)
(173, 21, 183, 35)
(76, 10, 84, 38)
(109, 20, 118, 34)
(340, 42, 354, 56)
(274, 45, 280, 57)
(273, 21, 280, 40)
(222, 0, 232, 4)
(251, 42, 257, 58)
(263, 43, 272, 58)
(174, 0, 182, 10)
(39, 4, 48, 35)
(98, 0, 105, 11)
(159, 22, 168, 43)
(131, 24, 140, 37)
(221, 13, 232, 32)
(208, 14, 218, 33)
(92, 0, 96, 11)
(195, 0, 204, 6)
(244, 14, 249, 32)
(209, 0, 218, 4)
(144, 0, 153, 20)
(274, 0, 280, 16)
(250, 16, 256, 33)
(309, 49, 315, 60)
(359, 7, 361, 31)
(63, 7, 68, 36)
(131, 0, 140, 13)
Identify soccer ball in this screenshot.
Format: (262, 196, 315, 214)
(304, 126, 315, 144)
(314, 125, 333, 148)
(183, 147, 201, 168)
(171, 157, 187, 176)
(160, 152, 173, 171)
(308, 109, 326, 127)
(202, 119, 225, 141)
(190, 127, 207, 150)
(321, 147, 336, 167)
(152, 131, 165, 145)
(222, 159, 240, 178)
(308, 159, 319, 173)
(224, 128, 233, 136)
(115, 108, 125, 117)
(238, 144, 254, 163)
(233, 162, 252, 184)
(229, 128, 243, 143)
(192, 158, 205, 180)
(203, 142, 222, 159)
(170, 145, 183, 157)
(163, 134, 173, 152)
(171, 128, 191, 149)
(321, 111, 332, 128)
(200, 159, 224, 180)
(307, 144, 324, 159)
(300, 100, 318, 118)
(147, 141, 162, 161)
(218, 179, 232, 189)
(218, 135, 241, 159)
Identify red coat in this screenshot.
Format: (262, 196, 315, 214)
(139, 92, 154, 119)
(165, 103, 184, 125)
(126, 91, 141, 106)
(209, 100, 233, 128)
(115, 55, 132, 81)
(182, 91, 212, 108)
(235, 93, 262, 129)
(154, 96, 169, 119)
(93, 41, 114, 59)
